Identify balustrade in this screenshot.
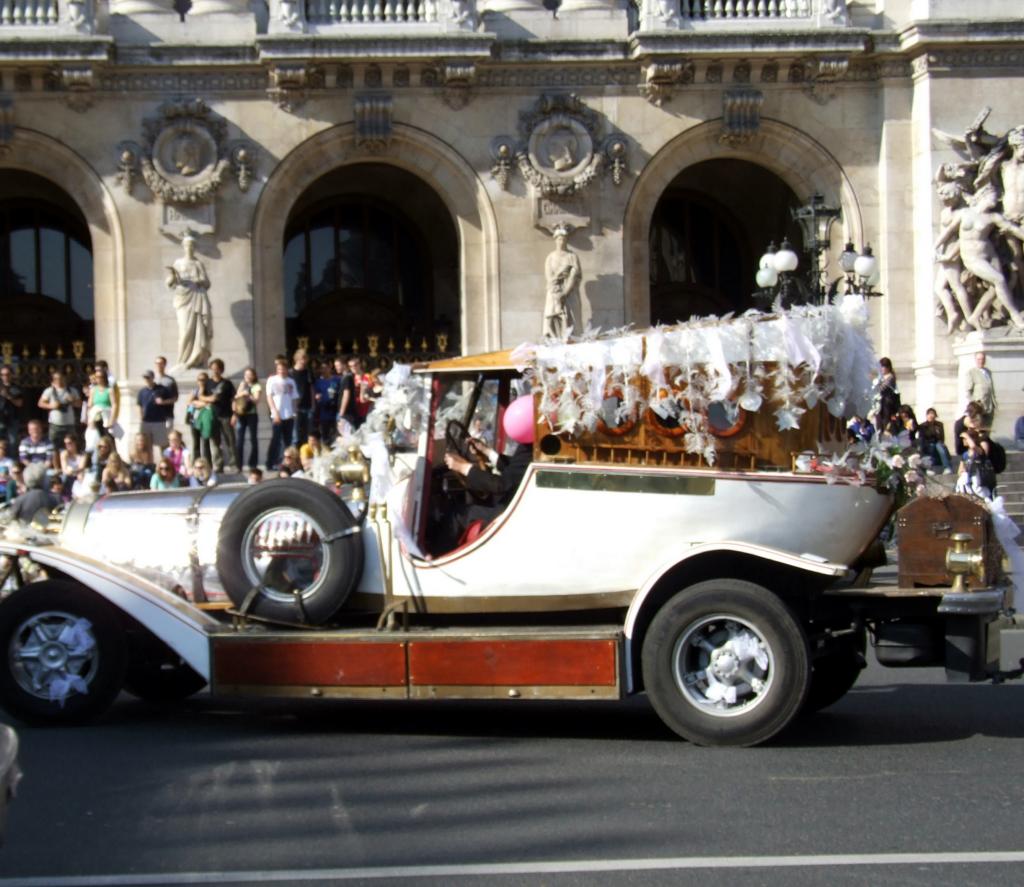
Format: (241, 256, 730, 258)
(680, 0, 814, 19)
(0, 0, 59, 25)
(304, 0, 439, 25)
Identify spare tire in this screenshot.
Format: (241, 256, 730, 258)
(216, 478, 364, 625)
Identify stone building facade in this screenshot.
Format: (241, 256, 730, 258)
(1, 0, 1023, 442)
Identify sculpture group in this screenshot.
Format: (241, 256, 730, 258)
(933, 109, 1024, 334)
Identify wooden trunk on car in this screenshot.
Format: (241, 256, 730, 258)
(896, 494, 1001, 588)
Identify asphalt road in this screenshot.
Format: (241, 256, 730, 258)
(1, 659, 1023, 887)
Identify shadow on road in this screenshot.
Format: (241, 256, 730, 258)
(10, 673, 1016, 748)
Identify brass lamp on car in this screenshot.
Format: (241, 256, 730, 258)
(330, 445, 371, 501)
(945, 532, 985, 593)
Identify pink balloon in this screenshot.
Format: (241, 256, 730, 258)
(503, 395, 535, 444)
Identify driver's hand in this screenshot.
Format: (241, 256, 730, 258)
(467, 439, 496, 464)
(444, 452, 471, 477)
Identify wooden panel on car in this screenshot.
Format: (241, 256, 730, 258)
(212, 640, 407, 687)
(407, 639, 618, 687)
(896, 494, 1001, 588)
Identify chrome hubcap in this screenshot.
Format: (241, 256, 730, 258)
(673, 615, 774, 717)
(241, 508, 330, 604)
(9, 611, 99, 703)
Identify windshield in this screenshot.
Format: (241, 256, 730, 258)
(432, 377, 501, 449)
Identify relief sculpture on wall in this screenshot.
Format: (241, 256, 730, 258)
(932, 108, 1024, 334)
(117, 98, 256, 236)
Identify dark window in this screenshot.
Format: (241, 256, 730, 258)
(283, 197, 432, 350)
(1, 201, 92, 313)
(649, 194, 751, 324)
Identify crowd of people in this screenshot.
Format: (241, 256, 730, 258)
(0, 350, 381, 508)
(855, 351, 1009, 500)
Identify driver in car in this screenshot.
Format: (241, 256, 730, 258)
(440, 395, 535, 546)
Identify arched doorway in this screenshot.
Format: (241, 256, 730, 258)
(282, 164, 458, 362)
(624, 119, 863, 329)
(648, 159, 804, 324)
(0, 170, 94, 422)
(253, 124, 499, 369)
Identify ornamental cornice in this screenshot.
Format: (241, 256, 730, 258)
(899, 20, 1024, 52)
(0, 37, 112, 65)
(477, 67, 637, 88)
(256, 34, 495, 64)
(629, 30, 873, 59)
(115, 45, 261, 67)
(911, 47, 1024, 80)
(97, 71, 268, 93)
(490, 40, 630, 64)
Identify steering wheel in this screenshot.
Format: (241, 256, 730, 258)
(445, 419, 473, 460)
(445, 419, 489, 472)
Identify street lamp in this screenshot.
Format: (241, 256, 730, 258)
(841, 241, 881, 297)
(753, 193, 882, 307)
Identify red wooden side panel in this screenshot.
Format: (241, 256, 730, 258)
(213, 641, 407, 687)
(408, 639, 617, 686)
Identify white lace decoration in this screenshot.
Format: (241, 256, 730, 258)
(515, 299, 877, 463)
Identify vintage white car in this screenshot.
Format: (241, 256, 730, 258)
(1, 303, 1021, 747)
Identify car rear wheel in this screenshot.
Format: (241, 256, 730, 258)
(642, 579, 810, 747)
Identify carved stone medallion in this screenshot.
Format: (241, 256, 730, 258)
(517, 94, 604, 197)
(493, 93, 627, 200)
(134, 98, 234, 205)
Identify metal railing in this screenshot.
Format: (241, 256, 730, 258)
(291, 331, 455, 370)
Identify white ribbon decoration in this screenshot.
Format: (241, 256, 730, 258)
(986, 496, 1024, 609)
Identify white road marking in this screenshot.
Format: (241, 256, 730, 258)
(2, 851, 1024, 885)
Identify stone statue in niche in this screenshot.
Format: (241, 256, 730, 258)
(543, 224, 581, 340)
(165, 232, 213, 371)
(931, 111, 1024, 333)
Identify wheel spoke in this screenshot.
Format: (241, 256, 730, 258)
(30, 665, 54, 692)
(696, 637, 716, 654)
(14, 643, 43, 661)
(738, 666, 766, 695)
(682, 669, 706, 687)
(65, 655, 92, 676)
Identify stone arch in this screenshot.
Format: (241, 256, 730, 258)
(623, 118, 864, 325)
(252, 123, 499, 364)
(0, 128, 125, 374)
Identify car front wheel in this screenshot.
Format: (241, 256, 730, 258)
(642, 579, 810, 747)
(0, 581, 126, 726)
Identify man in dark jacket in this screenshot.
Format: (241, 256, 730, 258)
(201, 359, 238, 473)
(442, 440, 533, 548)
